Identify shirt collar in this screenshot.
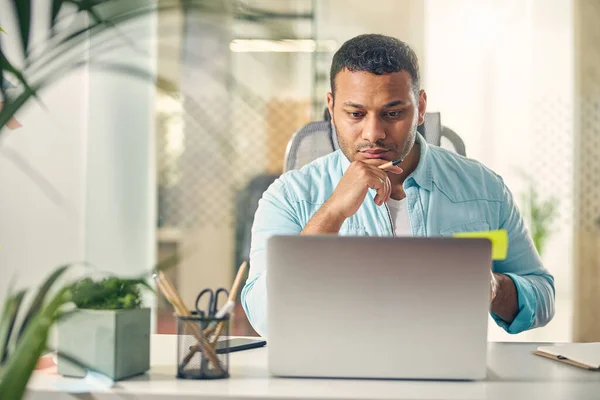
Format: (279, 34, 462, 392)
(405, 132, 433, 191)
(337, 132, 433, 191)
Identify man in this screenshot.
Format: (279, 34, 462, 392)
(241, 34, 555, 338)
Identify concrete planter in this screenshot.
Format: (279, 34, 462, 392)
(57, 308, 151, 380)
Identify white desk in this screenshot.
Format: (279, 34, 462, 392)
(27, 334, 600, 400)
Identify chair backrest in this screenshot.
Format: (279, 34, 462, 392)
(419, 112, 466, 156)
(283, 110, 466, 172)
(235, 173, 280, 269)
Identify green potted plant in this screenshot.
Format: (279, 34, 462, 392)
(0, 254, 178, 400)
(57, 277, 151, 380)
(518, 172, 560, 257)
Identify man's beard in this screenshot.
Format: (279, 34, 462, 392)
(333, 120, 418, 163)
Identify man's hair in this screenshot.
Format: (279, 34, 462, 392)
(330, 34, 420, 98)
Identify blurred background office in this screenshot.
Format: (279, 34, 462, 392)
(0, 0, 598, 343)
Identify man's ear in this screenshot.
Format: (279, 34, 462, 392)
(418, 90, 427, 126)
(327, 92, 335, 123)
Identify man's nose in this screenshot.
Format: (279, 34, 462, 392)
(361, 115, 386, 143)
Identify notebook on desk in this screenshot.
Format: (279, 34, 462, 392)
(534, 343, 600, 370)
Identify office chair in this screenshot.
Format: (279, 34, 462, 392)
(283, 110, 466, 172)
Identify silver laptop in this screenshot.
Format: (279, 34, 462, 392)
(266, 235, 491, 380)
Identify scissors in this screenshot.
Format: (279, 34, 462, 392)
(195, 287, 229, 317)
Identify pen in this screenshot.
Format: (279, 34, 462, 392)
(378, 158, 403, 170)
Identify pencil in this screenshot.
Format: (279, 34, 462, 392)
(210, 261, 248, 341)
(181, 261, 249, 367)
(153, 271, 224, 373)
(378, 158, 403, 170)
(228, 261, 248, 303)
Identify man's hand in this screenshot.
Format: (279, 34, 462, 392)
(490, 270, 499, 302)
(490, 272, 519, 323)
(301, 160, 402, 235)
(328, 160, 403, 217)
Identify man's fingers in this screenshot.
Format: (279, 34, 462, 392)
(375, 188, 387, 206)
(368, 175, 387, 206)
(373, 172, 391, 203)
(373, 193, 383, 206)
(374, 172, 392, 205)
(384, 174, 391, 202)
(380, 176, 390, 206)
(360, 162, 396, 205)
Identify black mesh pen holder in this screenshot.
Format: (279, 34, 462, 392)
(176, 314, 230, 379)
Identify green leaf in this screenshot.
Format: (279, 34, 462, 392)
(0, 47, 41, 109)
(51, 0, 65, 30)
(0, 46, 40, 129)
(0, 27, 6, 34)
(71, 277, 143, 310)
(17, 265, 71, 340)
(522, 180, 559, 256)
(0, 286, 72, 399)
(74, 0, 104, 24)
(0, 84, 36, 132)
(0, 50, 38, 95)
(0, 290, 26, 365)
(9, 0, 32, 57)
(0, 56, 5, 102)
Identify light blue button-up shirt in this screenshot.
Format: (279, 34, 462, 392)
(242, 134, 555, 338)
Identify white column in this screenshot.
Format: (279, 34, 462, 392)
(84, 1, 157, 318)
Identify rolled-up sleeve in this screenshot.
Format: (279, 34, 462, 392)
(491, 178, 555, 334)
(241, 178, 302, 337)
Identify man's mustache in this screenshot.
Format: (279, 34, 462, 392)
(355, 141, 395, 152)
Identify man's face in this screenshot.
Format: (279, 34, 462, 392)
(327, 69, 427, 164)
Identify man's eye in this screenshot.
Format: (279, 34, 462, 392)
(387, 111, 402, 117)
(348, 112, 363, 118)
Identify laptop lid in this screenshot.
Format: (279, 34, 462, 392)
(267, 235, 491, 380)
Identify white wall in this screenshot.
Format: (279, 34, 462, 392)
(316, 0, 425, 62)
(424, 0, 574, 341)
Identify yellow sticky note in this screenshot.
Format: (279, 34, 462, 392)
(453, 230, 508, 260)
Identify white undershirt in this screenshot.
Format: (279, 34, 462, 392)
(386, 198, 412, 236)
